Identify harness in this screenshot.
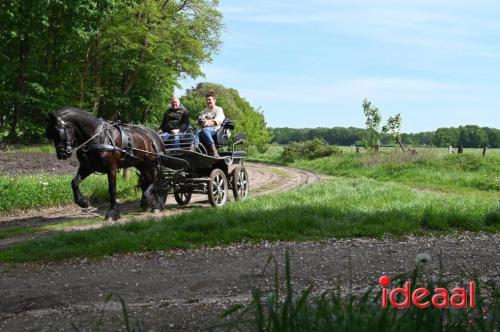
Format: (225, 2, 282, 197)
(55, 116, 161, 163)
(84, 123, 135, 158)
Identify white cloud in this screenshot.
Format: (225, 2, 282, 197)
(222, 0, 500, 58)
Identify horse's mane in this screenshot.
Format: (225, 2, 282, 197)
(53, 107, 98, 122)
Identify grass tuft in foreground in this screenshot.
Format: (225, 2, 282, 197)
(213, 252, 499, 332)
(74, 253, 499, 331)
(0, 178, 498, 263)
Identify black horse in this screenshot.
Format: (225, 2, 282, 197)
(46, 107, 165, 220)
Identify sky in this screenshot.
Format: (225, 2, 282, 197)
(176, 0, 500, 133)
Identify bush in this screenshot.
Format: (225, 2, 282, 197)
(282, 139, 342, 162)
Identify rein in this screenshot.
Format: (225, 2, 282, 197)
(74, 122, 106, 152)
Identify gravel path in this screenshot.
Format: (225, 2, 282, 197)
(0, 234, 498, 331)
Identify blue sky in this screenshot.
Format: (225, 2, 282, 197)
(176, 0, 500, 132)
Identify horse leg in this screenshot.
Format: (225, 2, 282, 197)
(151, 167, 166, 213)
(139, 171, 154, 211)
(105, 166, 121, 220)
(72, 166, 92, 208)
(139, 168, 165, 213)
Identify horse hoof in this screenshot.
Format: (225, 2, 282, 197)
(77, 198, 90, 208)
(105, 210, 120, 221)
(152, 208, 161, 214)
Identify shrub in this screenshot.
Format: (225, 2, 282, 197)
(282, 139, 342, 162)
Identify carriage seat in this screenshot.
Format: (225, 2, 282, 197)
(215, 119, 235, 147)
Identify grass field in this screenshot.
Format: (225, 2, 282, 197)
(0, 177, 498, 262)
(0, 172, 141, 212)
(0, 144, 498, 262)
(250, 146, 500, 196)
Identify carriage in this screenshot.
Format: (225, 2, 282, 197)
(156, 119, 249, 208)
(46, 107, 249, 220)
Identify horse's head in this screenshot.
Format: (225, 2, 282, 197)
(46, 111, 77, 160)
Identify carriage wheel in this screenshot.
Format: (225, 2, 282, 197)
(232, 166, 249, 201)
(208, 169, 228, 207)
(174, 191, 192, 206)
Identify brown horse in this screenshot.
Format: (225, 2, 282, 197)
(46, 107, 165, 220)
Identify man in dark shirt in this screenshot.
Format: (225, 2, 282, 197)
(159, 96, 190, 148)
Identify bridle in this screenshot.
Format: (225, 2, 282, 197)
(54, 117, 74, 156)
(54, 116, 105, 155)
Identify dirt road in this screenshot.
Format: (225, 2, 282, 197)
(1, 233, 498, 331)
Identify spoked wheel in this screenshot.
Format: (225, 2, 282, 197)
(232, 166, 249, 201)
(208, 168, 228, 207)
(174, 191, 192, 206)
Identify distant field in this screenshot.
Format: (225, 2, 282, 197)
(250, 145, 500, 196)
(251, 144, 500, 159)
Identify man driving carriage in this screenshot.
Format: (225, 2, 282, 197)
(159, 96, 192, 148)
(196, 90, 225, 157)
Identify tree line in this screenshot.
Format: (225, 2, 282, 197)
(270, 125, 500, 148)
(0, 0, 223, 140)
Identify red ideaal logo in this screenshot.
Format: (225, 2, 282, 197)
(379, 275, 475, 308)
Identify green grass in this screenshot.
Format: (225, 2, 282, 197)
(0, 173, 141, 212)
(249, 145, 285, 164)
(293, 153, 499, 194)
(0, 144, 54, 153)
(1, 178, 498, 262)
(0, 217, 102, 240)
(250, 147, 500, 196)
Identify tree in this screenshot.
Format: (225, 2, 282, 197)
(0, 0, 115, 140)
(382, 113, 405, 152)
(361, 98, 382, 150)
(86, 0, 223, 126)
(180, 82, 269, 151)
(0, 0, 223, 141)
(361, 99, 408, 151)
(484, 127, 500, 148)
(433, 127, 459, 147)
(458, 125, 488, 148)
